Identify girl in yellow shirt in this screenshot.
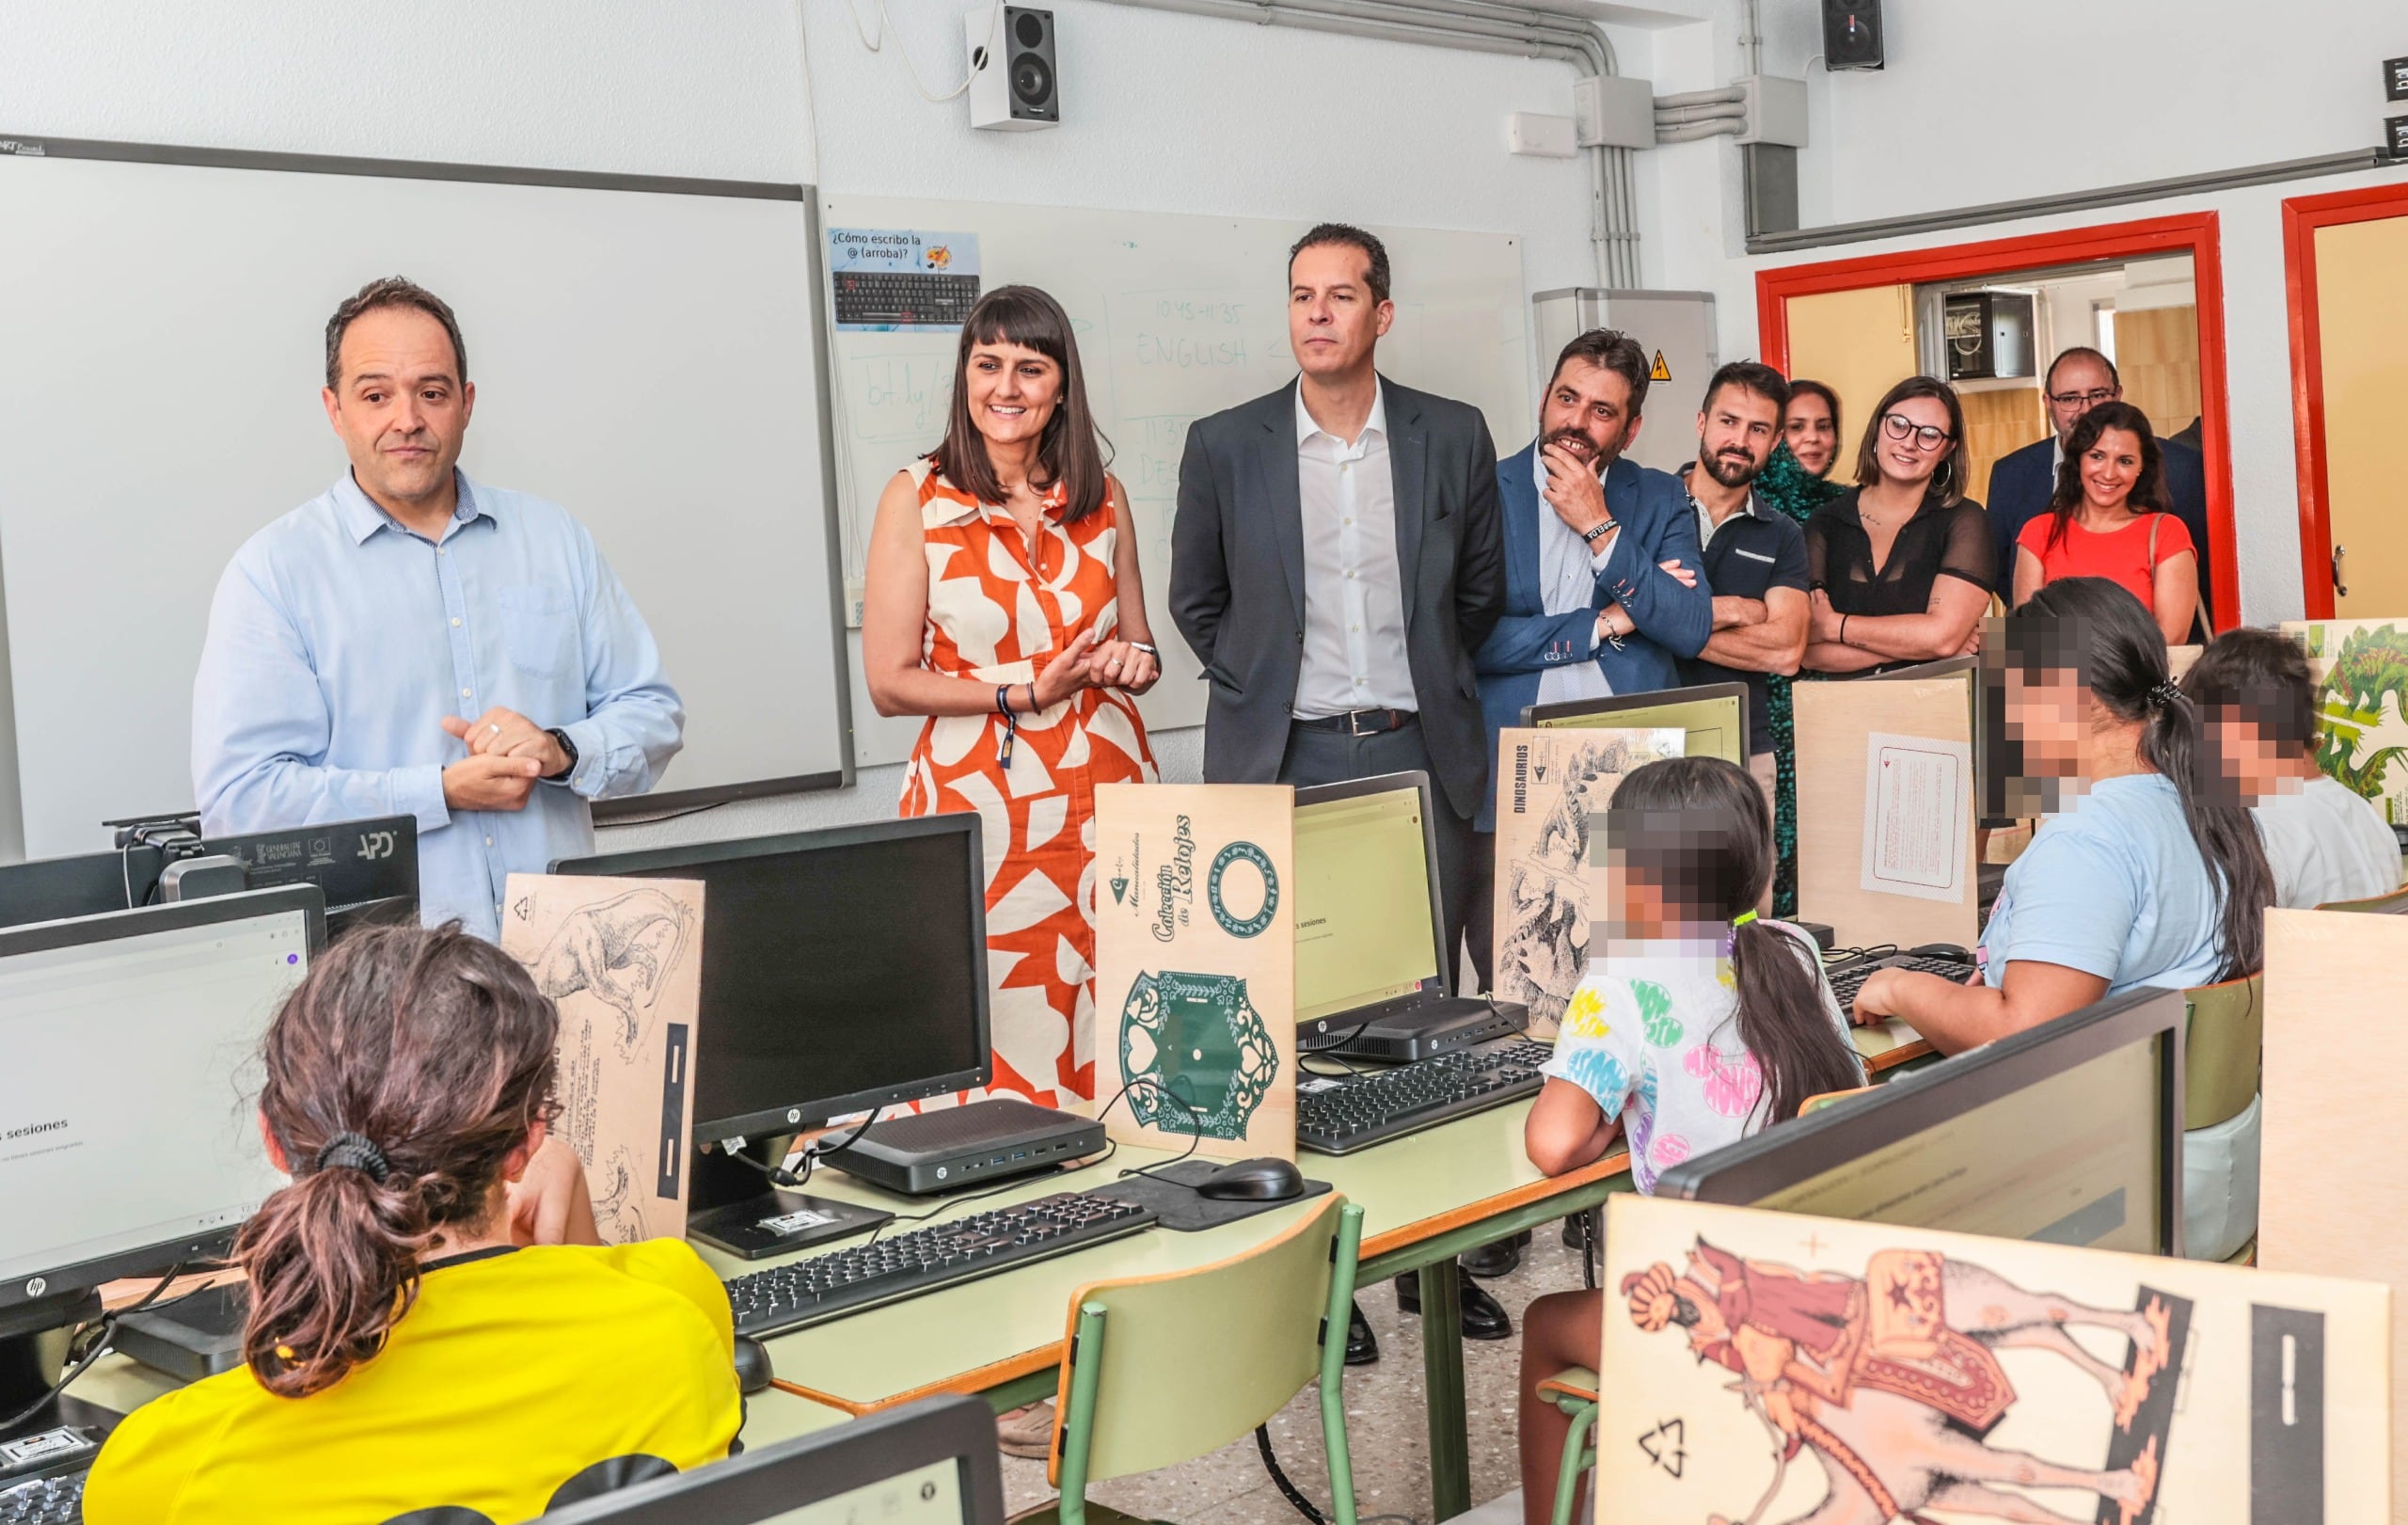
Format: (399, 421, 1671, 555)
(86, 923, 742, 1525)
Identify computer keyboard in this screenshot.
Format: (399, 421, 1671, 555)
(0, 1469, 85, 1524)
(1295, 1040, 1553, 1155)
(724, 1191, 1157, 1338)
(1826, 953, 1977, 1011)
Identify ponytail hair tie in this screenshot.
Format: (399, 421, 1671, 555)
(2147, 681, 2183, 710)
(312, 1131, 390, 1184)
(1723, 909, 1758, 957)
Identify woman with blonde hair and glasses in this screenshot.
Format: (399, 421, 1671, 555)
(1801, 375, 1995, 675)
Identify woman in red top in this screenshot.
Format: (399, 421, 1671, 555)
(2010, 401, 2199, 644)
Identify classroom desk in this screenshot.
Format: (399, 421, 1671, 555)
(1854, 1017, 1936, 1073)
(702, 1104, 1634, 1522)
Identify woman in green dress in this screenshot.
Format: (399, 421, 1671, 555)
(1756, 380, 1846, 916)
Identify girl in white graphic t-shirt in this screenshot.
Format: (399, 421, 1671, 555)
(1512, 755, 1862, 1525)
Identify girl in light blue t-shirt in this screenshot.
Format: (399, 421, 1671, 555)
(1855, 578, 2272, 1054)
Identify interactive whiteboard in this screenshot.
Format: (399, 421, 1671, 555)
(0, 141, 848, 857)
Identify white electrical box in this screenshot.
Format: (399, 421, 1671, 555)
(1509, 112, 1579, 159)
(1531, 289, 1719, 475)
(1573, 74, 1656, 151)
(1737, 74, 1809, 147)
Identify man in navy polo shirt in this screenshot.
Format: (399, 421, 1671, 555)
(1676, 362, 1811, 886)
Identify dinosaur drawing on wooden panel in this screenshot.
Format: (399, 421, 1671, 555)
(532, 887, 694, 1059)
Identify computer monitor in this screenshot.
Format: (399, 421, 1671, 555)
(1292, 772, 1449, 1027)
(1522, 681, 1750, 765)
(0, 887, 323, 1422)
(0, 815, 416, 940)
(1867, 655, 1976, 682)
(545, 1395, 1006, 1525)
(554, 816, 990, 1141)
(552, 817, 990, 1252)
(1653, 986, 2186, 1257)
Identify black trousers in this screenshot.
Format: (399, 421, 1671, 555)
(1275, 717, 1481, 993)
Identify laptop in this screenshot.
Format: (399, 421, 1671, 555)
(1291, 771, 1526, 1062)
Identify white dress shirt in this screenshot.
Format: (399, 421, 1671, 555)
(1533, 450, 1614, 706)
(1293, 383, 1417, 717)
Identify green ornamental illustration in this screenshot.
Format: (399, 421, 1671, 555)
(1117, 969, 1281, 1140)
(2309, 623, 2408, 814)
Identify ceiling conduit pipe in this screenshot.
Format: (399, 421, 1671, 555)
(1092, 0, 1642, 285)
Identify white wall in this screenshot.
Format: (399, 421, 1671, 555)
(1617, 0, 2408, 627)
(1, 0, 1607, 850)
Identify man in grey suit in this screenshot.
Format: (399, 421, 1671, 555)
(1170, 223, 1509, 1357)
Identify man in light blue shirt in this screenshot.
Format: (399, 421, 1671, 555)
(192, 277, 683, 941)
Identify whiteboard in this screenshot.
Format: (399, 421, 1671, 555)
(0, 147, 848, 858)
(820, 194, 1530, 766)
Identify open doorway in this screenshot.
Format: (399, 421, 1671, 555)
(1917, 254, 2200, 507)
(1755, 214, 2235, 631)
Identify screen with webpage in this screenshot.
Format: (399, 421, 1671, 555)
(1746, 1036, 2162, 1253)
(1292, 788, 1439, 1024)
(766, 1457, 965, 1524)
(0, 909, 309, 1283)
(1538, 698, 1742, 767)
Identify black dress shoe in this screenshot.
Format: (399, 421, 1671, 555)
(1345, 1298, 1379, 1366)
(1392, 1272, 1514, 1340)
(1459, 1237, 1522, 1279)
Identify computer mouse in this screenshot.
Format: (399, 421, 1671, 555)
(733, 1334, 775, 1395)
(1905, 943, 1973, 962)
(1196, 1156, 1307, 1202)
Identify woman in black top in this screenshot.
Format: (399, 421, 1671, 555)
(1802, 376, 1995, 675)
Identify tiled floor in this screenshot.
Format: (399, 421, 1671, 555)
(998, 1226, 1592, 1524)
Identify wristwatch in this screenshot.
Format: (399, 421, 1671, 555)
(544, 727, 579, 781)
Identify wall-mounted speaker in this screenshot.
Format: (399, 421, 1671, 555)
(969, 7, 1059, 132)
(1822, 0, 1884, 71)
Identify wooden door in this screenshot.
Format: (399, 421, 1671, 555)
(2313, 214, 2408, 616)
(1781, 283, 1918, 470)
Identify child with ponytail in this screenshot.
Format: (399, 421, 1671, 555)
(1855, 577, 2272, 1055)
(1514, 754, 1863, 1525)
(86, 923, 742, 1525)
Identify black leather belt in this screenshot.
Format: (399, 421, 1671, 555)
(1294, 707, 1418, 737)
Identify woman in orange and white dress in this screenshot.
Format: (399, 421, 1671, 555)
(861, 285, 1160, 1110)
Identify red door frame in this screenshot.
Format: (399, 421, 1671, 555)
(2283, 182, 2408, 620)
(1755, 213, 2238, 632)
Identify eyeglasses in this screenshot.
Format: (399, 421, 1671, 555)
(2048, 388, 2117, 408)
(1880, 412, 1955, 451)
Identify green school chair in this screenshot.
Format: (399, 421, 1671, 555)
(1535, 1367, 1601, 1525)
(2182, 973, 2262, 1133)
(1012, 1196, 1364, 1525)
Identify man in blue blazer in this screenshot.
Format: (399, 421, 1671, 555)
(1466, 329, 1713, 987)
(1988, 346, 2215, 638)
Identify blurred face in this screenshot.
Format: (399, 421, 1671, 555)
(1539, 357, 1641, 474)
(322, 307, 473, 510)
(1783, 391, 1838, 477)
(2004, 665, 2088, 776)
(1604, 861, 1674, 941)
(2078, 427, 2143, 513)
(963, 339, 1062, 451)
(1696, 385, 1782, 488)
(2046, 354, 2120, 441)
(2208, 712, 2289, 806)
(1287, 242, 1392, 381)
(1874, 394, 1956, 488)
